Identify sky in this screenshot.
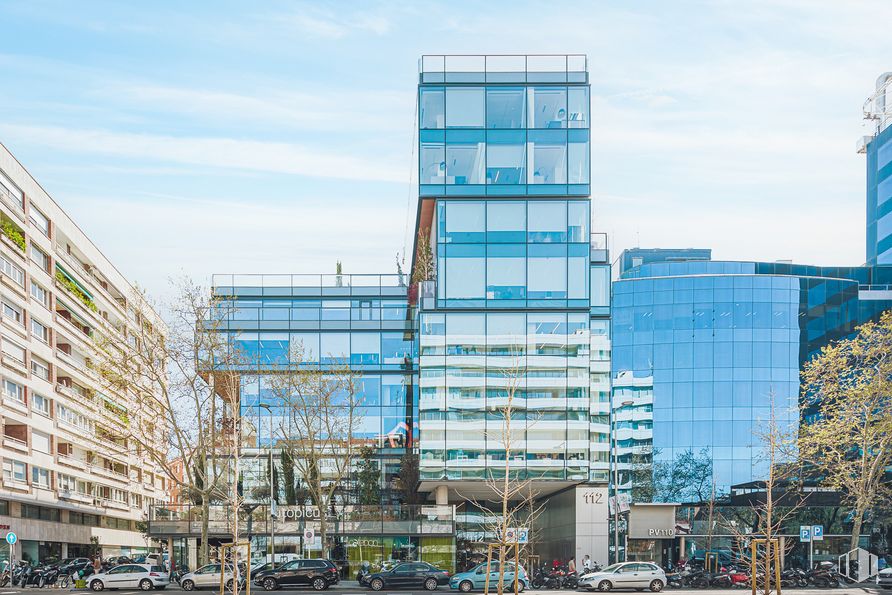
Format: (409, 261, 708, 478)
(0, 0, 890, 297)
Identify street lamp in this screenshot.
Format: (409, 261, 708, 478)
(612, 399, 634, 564)
(259, 403, 275, 566)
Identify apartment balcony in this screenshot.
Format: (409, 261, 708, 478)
(0, 183, 26, 222)
(58, 489, 94, 505)
(1, 477, 29, 492)
(100, 498, 130, 512)
(54, 246, 128, 320)
(2, 433, 28, 453)
(92, 465, 130, 484)
(57, 453, 90, 470)
(55, 383, 97, 415)
(2, 393, 28, 415)
(54, 312, 93, 347)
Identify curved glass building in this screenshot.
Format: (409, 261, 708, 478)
(612, 250, 892, 498)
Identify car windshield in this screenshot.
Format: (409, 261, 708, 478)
(600, 564, 623, 573)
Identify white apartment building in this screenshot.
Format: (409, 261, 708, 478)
(0, 142, 168, 564)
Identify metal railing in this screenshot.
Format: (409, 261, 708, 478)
(212, 274, 409, 297)
(420, 54, 587, 84)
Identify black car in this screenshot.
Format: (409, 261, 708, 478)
(365, 562, 450, 591)
(253, 559, 339, 591)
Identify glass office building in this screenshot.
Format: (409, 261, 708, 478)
(864, 72, 892, 266)
(148, 56, 612, 571)
(612, 249, 892, 498)
(413, 56, 610, 497)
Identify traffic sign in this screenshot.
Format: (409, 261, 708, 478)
(799, 526, 811, 542)
(5, 532, 16, 545)
(303, 529, 314, 541)
(516, 528, 529, 545)
(812, 525, 824, 541)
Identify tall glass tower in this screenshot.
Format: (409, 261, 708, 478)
(863, 72, 892, 265)
(411, 56, 610, 510)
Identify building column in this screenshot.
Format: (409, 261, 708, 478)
(61, 543, 68, 559)
(434, 485, 449, 506)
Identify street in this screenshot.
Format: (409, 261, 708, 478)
(0, 587, 886, 595)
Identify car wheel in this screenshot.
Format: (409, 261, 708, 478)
(140, 579, 154, 591)
(649, 581, 664, 593)
(90, 580, 105, 592)
(226, 579, 235, 591)
(459, 580, 473, 592)
(597, 580, 612, 592)
(262, 577, 278, 591)
(182, 579, 195, 591)
(425, 577, 438, 591)
(312, 578, 327, 591)
(517, 581, 526, 593)
(370, 578, 384, 591)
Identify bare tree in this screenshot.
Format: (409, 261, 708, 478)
(463, 350, 544, 595)
(265, 343, 363, 556)
(721, 396, 806, 595)
(93, 278, 241, 565)
(799, 312, 892, 551)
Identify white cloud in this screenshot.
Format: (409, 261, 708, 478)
(264, 6, 393, 40)
(0, 124, 404, 183)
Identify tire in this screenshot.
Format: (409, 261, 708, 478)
(459, 580, 473, 593)
(312, 578, 327, 591)
(517, 581, 526, 593)
(182, 579, 195, 591)
(649, 580, 664, 593)
(226, 579, 234, 591)
(370, 578, 384, 591)
(425, 577, 438, 591)
(263, 577, 278, 591)
(90, 579, 105, 592)
(597, 580, 612, 592)
(140, 579, 154, 591)
(38, 577, 46, 588)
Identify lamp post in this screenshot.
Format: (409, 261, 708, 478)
(612, 399, 634, 564)
(259, 403, 275, 565)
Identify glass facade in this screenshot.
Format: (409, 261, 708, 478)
(211, 274, 416, 504)
(612, 250, 892, 499)
(416, 55, 610, 492)
(866, 124, 892, 265)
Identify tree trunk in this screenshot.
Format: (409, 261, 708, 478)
(200, 493, 210, 565)
(850, 508, 864, 552)
(319, 510, 328, 559)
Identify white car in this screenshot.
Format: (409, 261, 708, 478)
(878, 566, 892, 589)
(577, 562, 666, 592)
(180, 564, 242, 591)
(89, 563, 170, 591)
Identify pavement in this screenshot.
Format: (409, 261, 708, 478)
(0, 585, 888, 595)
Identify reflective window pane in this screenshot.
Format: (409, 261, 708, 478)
(420, 87, 445, 129)
(443, 201, 485, 243)
(486, 87, 525, 128)
(420, 142, 445, 184)
(567, 87, 589, 128)
(486, 131, 525, 185)
(528, 87, 567, 128)
(446, 87, 484, 128)
(486, 201, 526, 243)
(528, 130, 567, 184)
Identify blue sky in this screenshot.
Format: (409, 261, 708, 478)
(0, 0, 890, 296)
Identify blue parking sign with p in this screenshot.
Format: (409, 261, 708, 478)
(800, 526, 811, 542)
(812, 525, 824, 541)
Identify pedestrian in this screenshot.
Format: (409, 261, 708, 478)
(582, 555, 592, 572)
(568, 557, 576, 574)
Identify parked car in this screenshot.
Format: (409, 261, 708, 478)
(88, 564, 170, 591)
(105, 557, 134, 568)
(180, 564, 242, 591)
(253, 559, 339, 591)
(450, 562, 528, 592)
(365, 562, 450, 591)
(578, 562, 666, 593)
(878, 566, 892, 590)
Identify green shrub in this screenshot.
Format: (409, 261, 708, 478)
(55, 269, 98, 312)
(1, 218, 25, 252)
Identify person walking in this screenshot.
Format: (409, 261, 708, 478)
(582, 555, 592, 572)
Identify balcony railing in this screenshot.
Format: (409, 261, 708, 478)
(420, 54, 587, 84)
(212, 274, 408, 298)
(0, 182, 26, 222)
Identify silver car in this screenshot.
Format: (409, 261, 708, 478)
(88, 564, 170, 591)
(180, 564, 242, 591)
(878, 566, 892, 589)
(577, 562, 665, 592)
